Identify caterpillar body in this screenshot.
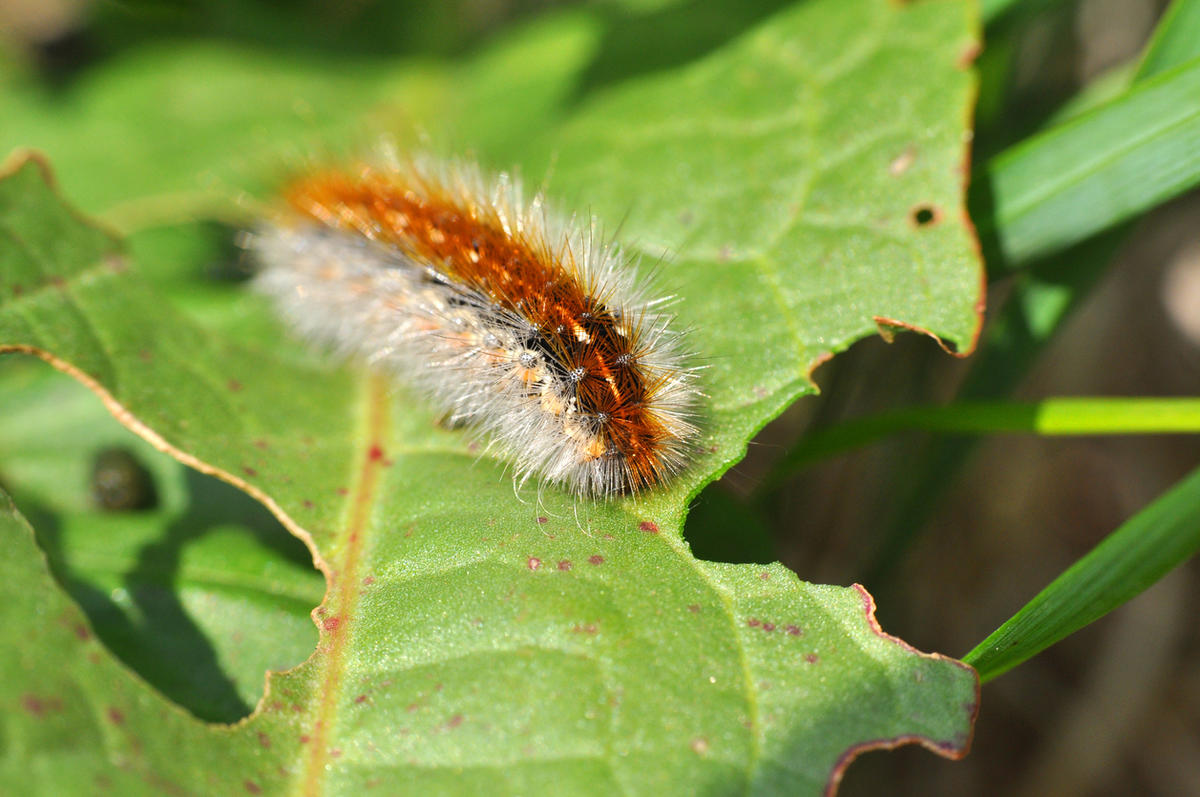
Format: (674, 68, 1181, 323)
(248, 156, 697, 497)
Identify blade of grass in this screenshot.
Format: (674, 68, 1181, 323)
(756, 397, 1200, 494)
(1136, 0, 1200, 80)
(973, 55, 1200, 272)
(963, 463, 1200, 681)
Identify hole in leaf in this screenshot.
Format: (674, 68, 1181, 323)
(1, 362, 323, 723)
(910, 204, 940, 227)
(684, 484, 775, 564)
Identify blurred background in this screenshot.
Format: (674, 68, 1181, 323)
(2, 0, 1198, 794)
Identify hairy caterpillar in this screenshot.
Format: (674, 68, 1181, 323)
(247, 155, 697, 497)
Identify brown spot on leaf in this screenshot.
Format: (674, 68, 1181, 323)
(106, 707, 125, 725)
(785, 625, 802, 636)
(527, 557, 542, 571)
(958, 41, 982, 69)
(257, 731, 270, 748)
(588, 555, 604, 566)
(805, 653, 820, 664)
(227, 379, 242, 392)
(244, 781, 261, 794)
(889, 146, 917, 175)
(21, 694, 62, 717)
(638, 521, 659, 533)
(20, 695, 43, 716)
(691, 737, 710, 755)
(557, 560, 572, 571)
(687, 604, 700, 613)
(322, 616, 341, 633)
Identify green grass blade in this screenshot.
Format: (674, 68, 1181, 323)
(1136, 0, 1200, 79)
(757, 397, 1200, 493)
(963, 464, 1200, 682)
(975, 55, 1200, 271)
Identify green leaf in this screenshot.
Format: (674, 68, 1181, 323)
(0, 0, 983, 792)
(975, 54, 1200, 270)
(963, 464, 1200, 682)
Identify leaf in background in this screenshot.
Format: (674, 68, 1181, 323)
(0, 0, 983, 793)
(0, 10, 605, 223)
(0, 359, 323, 722)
